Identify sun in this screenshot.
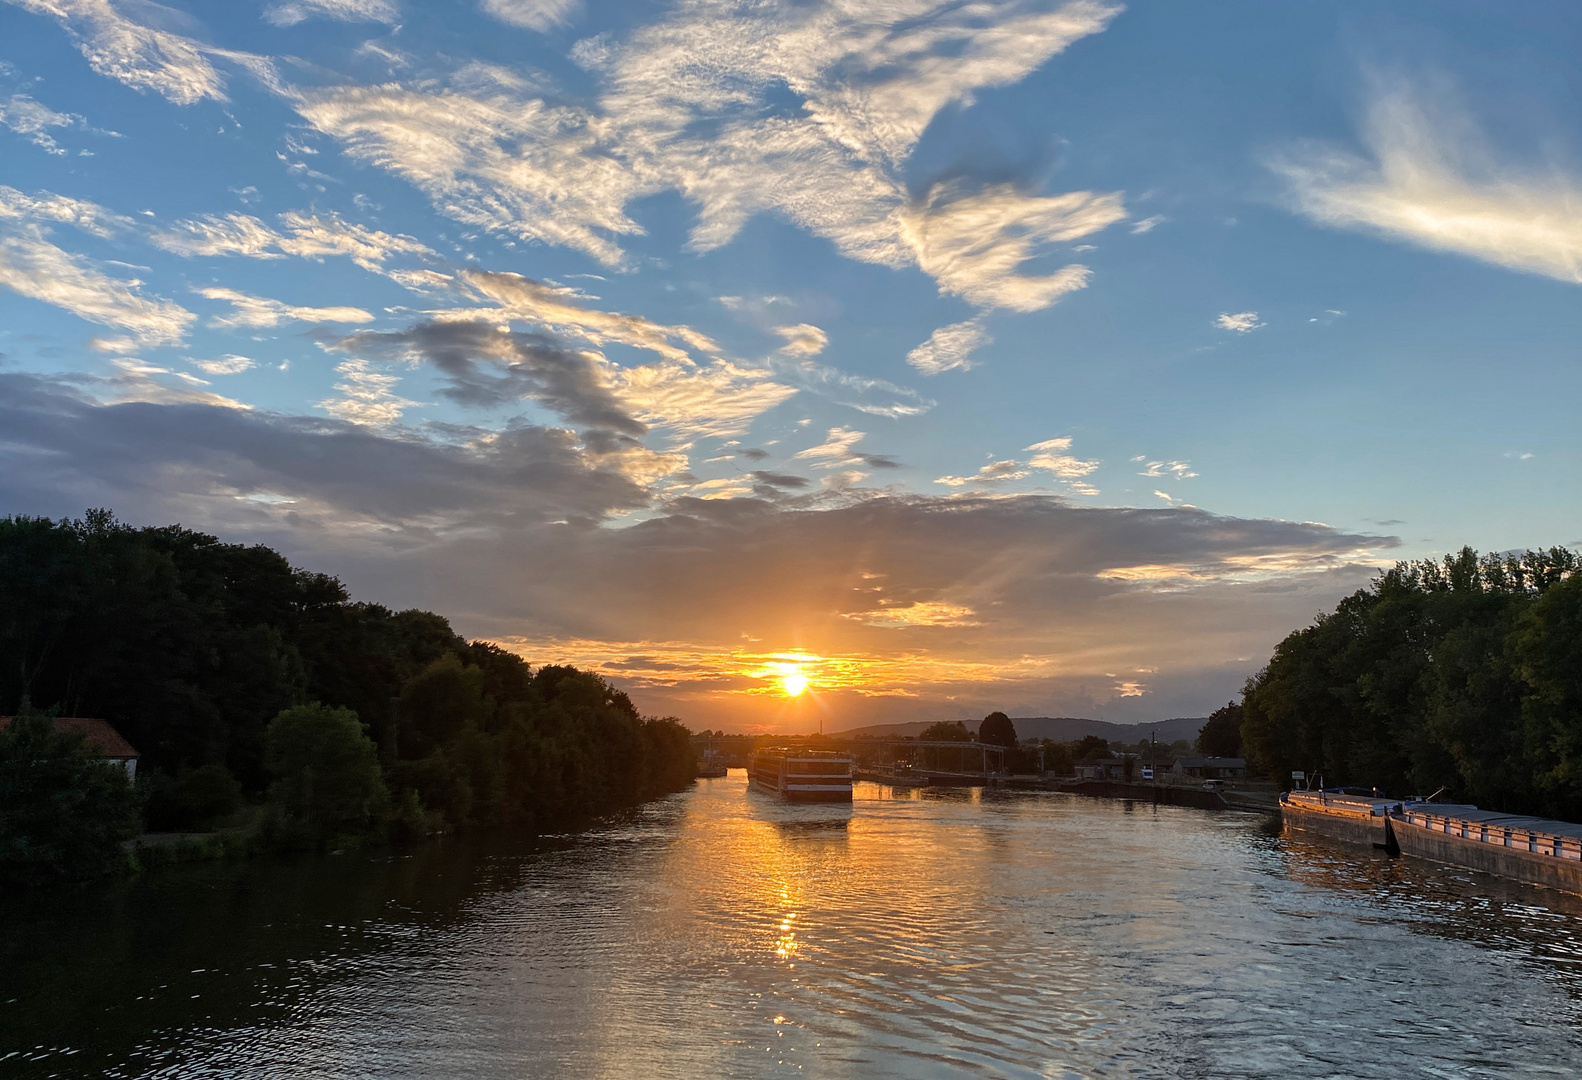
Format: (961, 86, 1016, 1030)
(780, 670, 809, 697)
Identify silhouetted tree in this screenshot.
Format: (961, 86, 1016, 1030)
(1196, 703, 1243, 757)
(920, 720, 973, 742)
(265, 704, 389, 844)
(978, 711, 1017, 748)
(1073, 735, 1109, 761)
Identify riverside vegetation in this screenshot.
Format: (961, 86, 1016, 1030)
(0, 511, 695, 887)
(1238, 546, 1582, 820)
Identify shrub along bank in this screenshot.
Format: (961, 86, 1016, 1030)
(0, 511, 695, 886)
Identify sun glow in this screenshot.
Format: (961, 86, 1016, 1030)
(780, 669, 809, 697)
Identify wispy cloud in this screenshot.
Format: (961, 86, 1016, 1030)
(773, 323, 828, 358)
(155, 210, 434, 273)
(1130, 214, 1165, 234)
(264, 0, 400, 27)
(6, 0, 230, 105)
(1275, 83, 1582, 284)
(0, 225, 192, 344)
(154, 213, 286, 258)
(907, 317, 990, 375)
(459, 270, 716, 362)
(294, 0, 1126, 308)
(935, 459, 1029, 487)
(191, 354, 256, 376)
(0, 91, 79, 153)
(0, 184, 133, 239)
(294, 70, 647, 267)
(1139, 459, 1196, 479)
(793, 426, 900, 471)
(199, 286, 374, 328)
(480, 0, 577, 31)
(99, 357, 250, 409)
(1215, 311, 1262, 333)
(1025, 436, 1098, 478)
(609, 358, 798, 441)
(899, 182, 1120, 311)
(317, 358, 418, 425)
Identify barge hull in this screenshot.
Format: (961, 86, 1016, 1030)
(1281, 799, 1391, 849)
(1391, 811, 1582, 896)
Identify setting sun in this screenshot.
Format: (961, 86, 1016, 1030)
(780, 670, 809, 697)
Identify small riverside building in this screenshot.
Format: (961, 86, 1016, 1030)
(0, 716, 142, 779)
(1076, 756, 1132, 781)
(1171, 757, 1246, 780)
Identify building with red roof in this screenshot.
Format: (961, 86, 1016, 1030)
(0, 716, 142, 779)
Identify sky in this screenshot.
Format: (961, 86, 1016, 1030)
(1, 0, 1579, 732)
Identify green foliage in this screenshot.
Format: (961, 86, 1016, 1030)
(1073, 735, 1109, 762)
(0, 511, 700, 864)
(1514, 573, 1582, 813)
(1041, 740, 1075, 774)
(1243, 546, 1582, 817)
(978, 711, 1017, 748)
(921, 720, 973, 742)
(0, 511, 460, 789)
(265, 705, 389, 844)
(1196, 703, 1243, 757)
(142, 764, 244, 832)
(0, 713, 140, 885)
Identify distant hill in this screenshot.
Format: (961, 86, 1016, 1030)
(833, 716, 1206, 744)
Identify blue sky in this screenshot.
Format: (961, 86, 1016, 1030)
(2, 0, 1579, 729)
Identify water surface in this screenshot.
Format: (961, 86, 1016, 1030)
(6, 775, 1582, 1078)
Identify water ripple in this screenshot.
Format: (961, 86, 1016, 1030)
(5, 777, 1582, 1078)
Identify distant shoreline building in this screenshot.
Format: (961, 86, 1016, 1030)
(1171, 756, 1245, 780)
(0, 716, 142, 779)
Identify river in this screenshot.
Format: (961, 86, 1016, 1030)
(6, 774, 1582, 1078)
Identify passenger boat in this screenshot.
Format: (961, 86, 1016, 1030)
(749, 748, 853, 802)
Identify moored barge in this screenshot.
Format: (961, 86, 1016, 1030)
(1390, 803, 1582, 896)
(750, 749, 853, 802)
(1281, 789, 1402, 850)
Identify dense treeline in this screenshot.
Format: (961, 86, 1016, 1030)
(0, 511, 695, 882)
(1241, 547, 1582, 819)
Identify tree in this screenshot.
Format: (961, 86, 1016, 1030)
(1073, 735, 1109, 761)
(264, 704, 388, 842)
(978, 711, 1017, 748)
(1241, 545, 1581, 814)
(142, 763, 244, 832)
(1514, 573, 1582, 817)
(0, 511, 703, 867)
(1042, 740, 1075, 775)
(0, 711, 140, 885)
(920, 720, 972, 742)
(1196, 703, 1243, 757)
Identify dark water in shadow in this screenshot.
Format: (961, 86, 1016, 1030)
(5, 776, 1582, 1078)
